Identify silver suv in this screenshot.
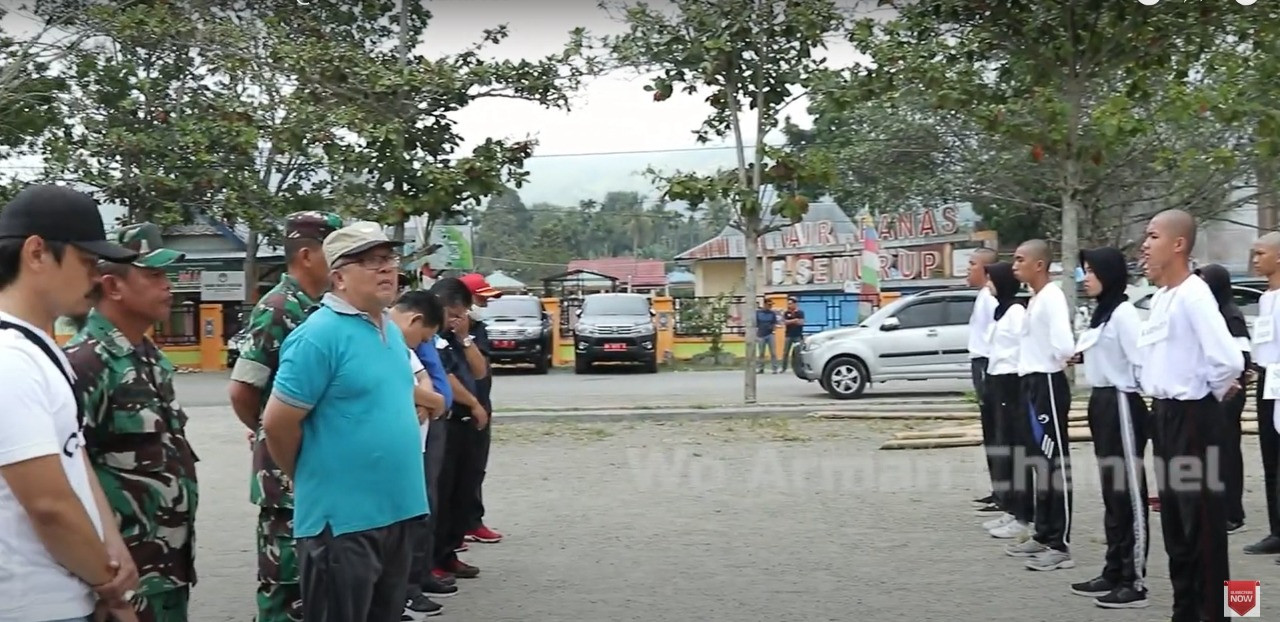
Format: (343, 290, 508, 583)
(796, 288, 995, 399)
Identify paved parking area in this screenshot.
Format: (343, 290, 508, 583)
(176, 369, 970, 409)
(187, 412, 1274, 622)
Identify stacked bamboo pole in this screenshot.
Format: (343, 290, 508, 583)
(809, 399, 1260, 450)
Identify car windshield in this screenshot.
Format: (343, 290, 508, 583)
(858, 295, 914, 327)
(582, 295, 649, 316)
(485, 297, 542, 318)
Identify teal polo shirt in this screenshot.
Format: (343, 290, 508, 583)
(272, 294, 428, 538)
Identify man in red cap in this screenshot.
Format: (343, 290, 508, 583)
(457, 273, 504, 544)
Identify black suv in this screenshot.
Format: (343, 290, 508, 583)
(573, 293, 658, 374)
(483, 295, 554, 374)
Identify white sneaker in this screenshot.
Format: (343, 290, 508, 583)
(989, 520, 1031, 539)
(982, 513, 1014, 530)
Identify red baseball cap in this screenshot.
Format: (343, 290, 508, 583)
(460, 273, 502, 298)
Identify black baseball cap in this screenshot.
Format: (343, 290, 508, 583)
(0, 184, 138, 262)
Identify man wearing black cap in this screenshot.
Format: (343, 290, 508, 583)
(0, 184, 141, 622)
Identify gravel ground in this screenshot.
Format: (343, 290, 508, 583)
(186, 412, 1273, 622)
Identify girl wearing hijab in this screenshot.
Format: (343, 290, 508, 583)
(980, 262, 1034, 539)
(1197, 263, 1250, 535)
(1069, 247, 1151, 609)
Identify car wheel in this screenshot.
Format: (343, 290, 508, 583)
(642, 356, 658, 373)
(822, 356, 868, 399)
(533, 352, 550, 374)
(574, 357, 591, 374)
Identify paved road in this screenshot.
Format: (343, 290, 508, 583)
(176, 369, 970, 409)
(187, 414, 1276, 621)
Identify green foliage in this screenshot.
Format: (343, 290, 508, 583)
(677, 293, 732, 353)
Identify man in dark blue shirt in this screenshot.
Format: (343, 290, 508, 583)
(755, 298, 780, 373)
(458, 273, 503, 544)
(427, 277, 489, 584)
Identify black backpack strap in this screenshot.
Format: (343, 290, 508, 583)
(0, 321, 84, 428)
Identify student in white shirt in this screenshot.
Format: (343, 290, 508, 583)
(964, 247, 1001, 512)
(1198, 263, 1251, 535)
(1069, 247, 1151, 610)
(1137, 209, 1243, 622)
(0, 185, 141, 622)
(978, 262, 1033, 540)
(1006, 239, 1076, 571)
(1245, 231, 1280, 557)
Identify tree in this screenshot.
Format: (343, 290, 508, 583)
(606, 0, 839, 403)
(0, 5, 80, 191)
(842, 0, 1255, 310)
(288, 0, 601, 243)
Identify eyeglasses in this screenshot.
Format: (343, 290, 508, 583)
(336, 253, 401, 270)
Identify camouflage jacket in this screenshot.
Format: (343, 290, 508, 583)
(229, 273, 316, 509)
(64, 310, 199, 595)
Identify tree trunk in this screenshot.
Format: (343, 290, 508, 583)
(743, 222, 759, 404)
(243, 228, 259, 303)
(1060, 162, 1081, 319)
(1258, 158, 1278, 233)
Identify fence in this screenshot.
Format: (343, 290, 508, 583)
(153, 304, 199, 346)
(671, 293, 881, 337)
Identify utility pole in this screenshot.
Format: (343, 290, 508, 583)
(391, 0, 410, 243)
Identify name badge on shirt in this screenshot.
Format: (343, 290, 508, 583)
(1256, 316, 1275, 344)
(1136, 318, 1168, 349)
(1075, 327, 1101, 354)
(1265, 365, 1280, 402)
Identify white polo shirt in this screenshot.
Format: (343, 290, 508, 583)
(408, 347, 430, 449)
(0, 312, 103, 621)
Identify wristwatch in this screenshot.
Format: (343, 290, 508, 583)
(461, 336, 474, 348)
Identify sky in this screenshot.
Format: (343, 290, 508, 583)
(0, 0, 872, 211)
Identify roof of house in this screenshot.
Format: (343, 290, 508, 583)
(567, 257, 668, 287)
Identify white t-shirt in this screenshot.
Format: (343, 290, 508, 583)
(408, 348, 430, 450)
(0, 312, 104, 621)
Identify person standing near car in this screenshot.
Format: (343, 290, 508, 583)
(64, 222, 200, 621)
(1068, 246, 1151, 609)
(964, 247, 1000, 513)
(226, 211, 343, 622)
(1005, 239, 1076, 571)
(1246, 231, 1280, 557)
(780, 297, 805, 372)
(1197, 263, 1251, 536)
(980, 261, 1031, 541)
(0, 185, 142, 622)
(458, 273, 504, 545)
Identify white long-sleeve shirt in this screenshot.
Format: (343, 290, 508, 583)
(1017, 281, 1076, 375)
(1137, 275, 1245, 401)
(1254, 290, 1280, 366)
(1079, 301, 1142, 393)
(968, 288, 998, 359)
(986, 304, 1025, 375)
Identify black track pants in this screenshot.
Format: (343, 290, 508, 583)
(1021, 372, 1072, 551)
(1256, 376, 1280, 537)
(987, 372, 1023, 516)
(1087, 387, 1150, 589)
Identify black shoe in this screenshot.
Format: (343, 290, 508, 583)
(1244, 534, 1280, 555)
(972, 494, 995, 505)
(1228, 521, 1247, 535)
(422, 575, 458, 598)
(1070, 576, 1116, 598)
(406, 595, 443, 617)
(1093, 585, 1149, 609)
(973, 502, 1002, 514)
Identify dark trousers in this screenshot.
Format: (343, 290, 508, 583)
(297, 518, 417, 622)
(970, 357, 996, 498)
(433, 418, 482, 570)
(1257, 377, 1280, 537)
(1220, 384, 1247, 525)
(408, 418, 448, 593)
(1087, 387, 1151, 588)
(467, 421, 492, 531)
(990, 373, 1029, 521)
(1151, 397, 1230, 622)
(1022, 372, 1073, 551)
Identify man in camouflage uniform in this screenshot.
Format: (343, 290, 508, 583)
(227, 211, 343, 622)
(63, 223, 198, 622)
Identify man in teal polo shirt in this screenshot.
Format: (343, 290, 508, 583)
(262, 221, 428, 622)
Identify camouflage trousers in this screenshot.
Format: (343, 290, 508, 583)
(130, 586, 189, 622)
(256, 507, 302, 622)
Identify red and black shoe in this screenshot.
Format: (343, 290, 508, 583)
(448, 558, 480, 579)
(465, 525, 504, 543)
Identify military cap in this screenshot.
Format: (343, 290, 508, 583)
(285, 211, 344, 241)
(114, 223, 185, 268)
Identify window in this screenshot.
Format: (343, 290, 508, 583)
(943, 298, 976, 325)
(893, 299, 948, 329)
(1234, 287, 1262, 317)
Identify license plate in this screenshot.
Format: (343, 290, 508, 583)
(603, 343, 627, 351)
(494, 340, 516, 349)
